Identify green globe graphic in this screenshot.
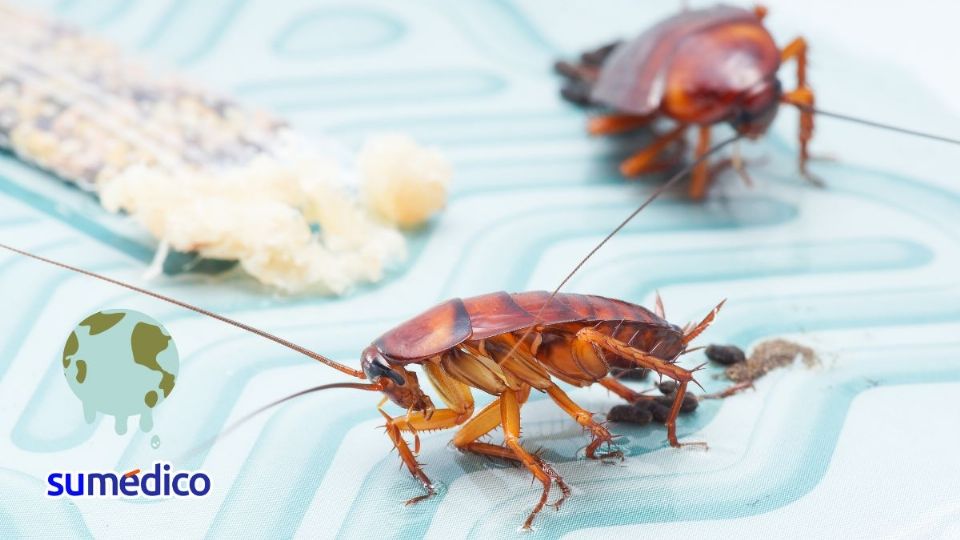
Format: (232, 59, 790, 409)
(62, 309, 179, 434)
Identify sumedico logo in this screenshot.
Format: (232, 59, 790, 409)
(47, 462, 210, 498)
(52, 310, 206, 498)
(61, 309, 178, 434)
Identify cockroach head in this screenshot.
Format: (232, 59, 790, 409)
(361, 346, 405, 385)
(361, 346, 435, 413)
(732, 78, 781, 139)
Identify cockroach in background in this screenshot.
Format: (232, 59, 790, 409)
(555, 4, 960, 198)
(0, 144, 738, 530)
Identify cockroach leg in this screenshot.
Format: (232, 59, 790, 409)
(681, 299, 726, 345)
(452, 399, 504, 453)
(453, 398, 538, 462)
(617, 123, 688, 176)
(501, 388, 564, 530)
(457, 442, 572, 511)
(379, 408, 436, 505)
(730, 142, 753, 186)
(709, 141, 756, 187)
(689, 125, 713, 199)
(587, 113, 655, 135)
(392, 361, 476, 434)
(779, 36, 822, 187)
(701, 380, 756, 399)
(576, 328, 705, 448)
(392, 408, 475, 435)
(385, 407, 477, 505)
(460, 441, 519, 461)
(545, 384, 623, 461)
(536, 458, 571, 510)
(379, 364, 478, 505)
(452, 386, 530, 456)
(598, 376, 657, 404)
(391, 367, 475, 434)
(451, 387, 571, 511)
(662, 380, 707, 449)
(709, 157, 762, 187)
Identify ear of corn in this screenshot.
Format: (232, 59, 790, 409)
(0, 3, 451, 294)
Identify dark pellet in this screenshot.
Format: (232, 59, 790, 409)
(649, 402, 671, 423)
(631, 399, 651, 411)
(653, 394, 699, 414)
(705, 344, 746, 365)
(607, 404, 653, 425)
(612, 367, 649, 381)
(657, 380, 678, 395)
(680, 394, 699, 413)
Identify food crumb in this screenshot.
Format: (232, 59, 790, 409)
(359, 134, 451, 229)
(725, 338, 819, 383)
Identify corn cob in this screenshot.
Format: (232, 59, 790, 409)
(0, 3, 450, 293)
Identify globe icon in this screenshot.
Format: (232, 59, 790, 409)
(62, 309, 179, 434)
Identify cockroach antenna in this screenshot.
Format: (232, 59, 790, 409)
(504, 133, 742, 361)
(789, 102, 960, 147)
(185, 380, 384, 458)
(524, 101, 960, 324)
(550, 134, 740, 297)
(0, 242, 366, 379)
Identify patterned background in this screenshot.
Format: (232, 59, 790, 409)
(2, 0, 960, 538)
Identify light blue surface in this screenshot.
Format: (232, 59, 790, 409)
(2, 1, 960, 538)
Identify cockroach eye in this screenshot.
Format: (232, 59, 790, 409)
(361, 347, 406, 386)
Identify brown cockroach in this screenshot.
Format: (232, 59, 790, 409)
(0, 143, 738, 530)
(555, 4, 960, 198)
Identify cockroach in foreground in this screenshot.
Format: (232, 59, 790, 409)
(555, 4, 960, 198)
(0, 142, 738, 530)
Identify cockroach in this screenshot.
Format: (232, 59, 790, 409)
(0, 145, 738, 530)
(555, 4, 960, 198)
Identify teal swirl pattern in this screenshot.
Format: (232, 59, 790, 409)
(1, 0, 959, 538)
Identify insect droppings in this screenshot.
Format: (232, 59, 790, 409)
(705, 344, 747, 365)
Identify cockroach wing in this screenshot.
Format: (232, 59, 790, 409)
(510, 291, 667, 326)
(374, 291, 679, 363)
(591, 5, 759, 115)
(511, 291, 585, 325)
(374, 299, 472, 362)
(463, 291, 537, 340)
(564, 293, 660, 323)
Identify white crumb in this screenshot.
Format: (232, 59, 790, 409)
(359, 134, 451, 228)
(99, 151, 412, 294)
